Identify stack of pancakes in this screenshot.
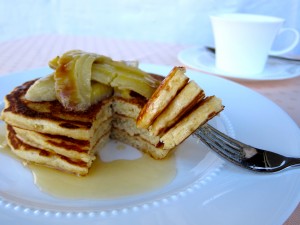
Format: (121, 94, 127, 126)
(1, 55, 224, 176)
(2, 80, 113, 176)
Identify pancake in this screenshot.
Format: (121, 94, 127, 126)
(149, 80, 205, 136)
(110, 128, 171, 160)
(137, 67, 224, 151)
(137, 67, 189, 129)
(160, 96, 224, 150)
(12, 118, 112, 162)
(6, 125, 109, 176)
(2, 80, 113, 141)
(1, 80, 113, 175)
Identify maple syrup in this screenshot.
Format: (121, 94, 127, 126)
(0, 124, 177, 199)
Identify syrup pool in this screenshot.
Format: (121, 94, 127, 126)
(0, 123, 177, 199)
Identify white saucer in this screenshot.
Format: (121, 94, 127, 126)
(178, 46, 300, 81)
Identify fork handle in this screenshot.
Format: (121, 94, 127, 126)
(287, 157, 300, 168)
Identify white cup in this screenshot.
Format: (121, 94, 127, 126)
(210, 13, 300, 75)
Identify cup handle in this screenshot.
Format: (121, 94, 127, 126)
(270, 28, 300, 55)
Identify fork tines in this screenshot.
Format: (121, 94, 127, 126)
(194, 124, 245, 162)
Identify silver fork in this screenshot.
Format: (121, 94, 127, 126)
(194, 123, 300, 172)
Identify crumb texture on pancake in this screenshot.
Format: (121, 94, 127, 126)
(111, 128, 170, 159)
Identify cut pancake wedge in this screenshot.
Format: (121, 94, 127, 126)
(137, 67, 189, 129)
(137, 66, 224, 151)
(149, 81, 205, 136)
(160, 96, 224, 150)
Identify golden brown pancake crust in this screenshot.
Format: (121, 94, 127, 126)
(3, 79, 110, 130)
(136, 67, 224, 150)
(137, 67, 188, 129)
(6, 125, 88, 168)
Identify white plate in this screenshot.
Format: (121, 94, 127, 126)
(178, 46, 300, 81)
(0, 64, 300, 225)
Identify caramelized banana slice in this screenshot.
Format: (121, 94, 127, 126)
(91, 82, 113, 105)
(25, 74, 56, 102)
(26, 74, 113, 105)
(92, 60, 159, 98)
(49, 56, 59, 69)
(54, 50, 98, 111)
(110, 73, 155, 99)
(92, 63, 118, 85)
(113, 87, 132, 99)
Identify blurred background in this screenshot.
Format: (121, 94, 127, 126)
(1, 0, 299, 56)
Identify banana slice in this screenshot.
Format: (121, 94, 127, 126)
(91, 82, 113, 105)
(25, 74, 56, 102)
(48, 56, 59, 69)
(54, 50, 98, 111)
(92, 59, 159, 98)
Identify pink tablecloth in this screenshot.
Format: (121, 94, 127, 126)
(0, 35, 299, 224)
